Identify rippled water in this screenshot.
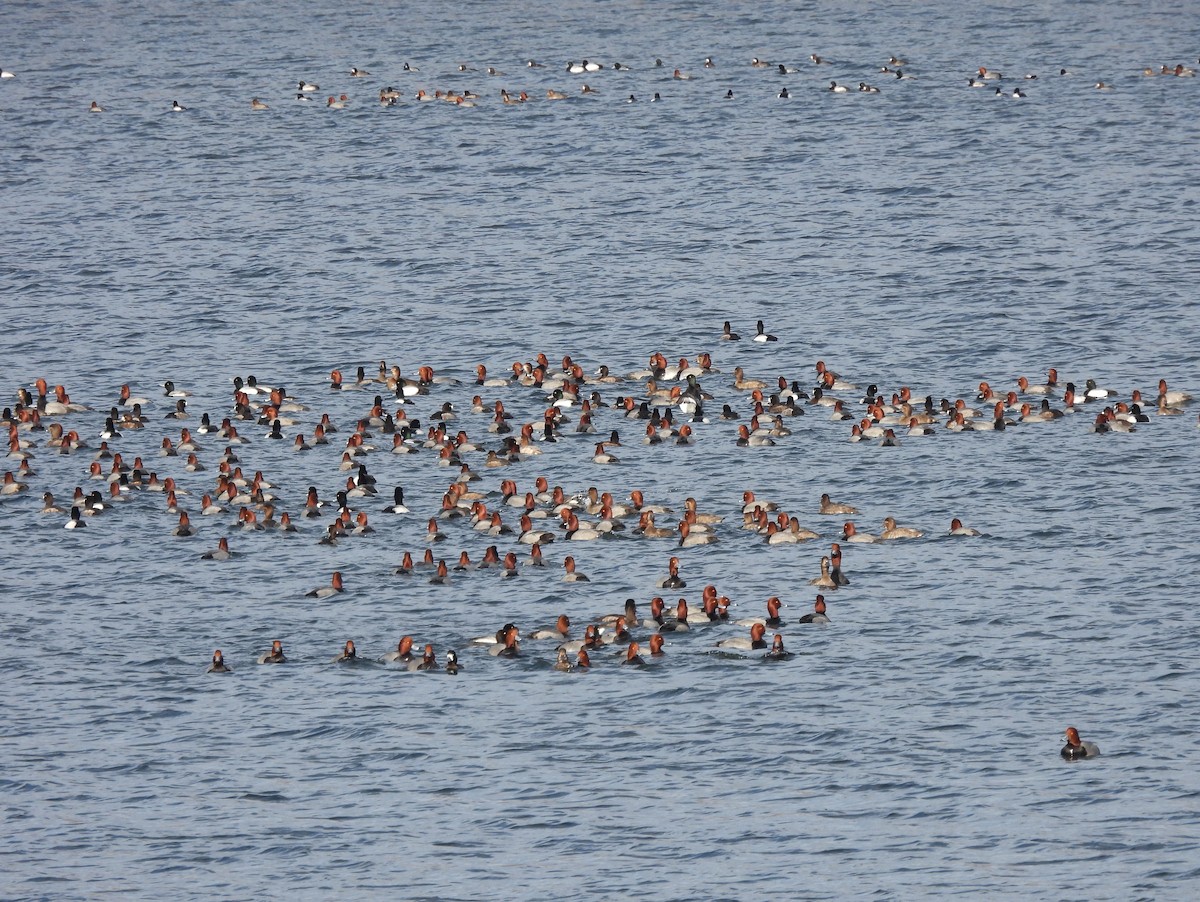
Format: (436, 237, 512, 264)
(3, 0, 1200, 898)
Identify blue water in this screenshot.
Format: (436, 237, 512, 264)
(3, 1, 1200, 898)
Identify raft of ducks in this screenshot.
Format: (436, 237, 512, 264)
(3, 326, 1191, 743)
(24, 53, 1191, 113)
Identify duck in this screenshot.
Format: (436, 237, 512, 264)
(562, 556, 589, 582)
(736, 596, 785, 629)
(819, 493, 857, 515)
(658, 599, 691, 633)
(489, 625, 521, 657)
(531, 615, 572, 641)
(64, 506, 87, 529)
(554, 648, 574, 672)
(332, 640, 358, 663)
(206, 650, 231, 673)
(1060, 726, 1100, 760)
(444, 650, 460, 674)
(201, 537, 233, 560)
(881, 517, 923, 540)
(678, 520, 716, 547)
(797, 596, 830, 624)
(1156, 379, 1192, 407)
(752, 320, 777, 342)
(90, 101, 104, 112)
(721, 321, 740, 341)
(592, 442, 619, 464)
(764, 634, 793, 660)
(412, 644, 438, 671)
(808, 556, 838, 589)
(382, 636, 415, 664)
(305, 571, 344, 598)
(171, 100, 187, 111)
(251, 98, 270, 110)
(257, 640, 286, 664)
(949, 518, 981, 536)
(172, 511, 196, 537)
(841, 521, 879, 543)
(657, 556, 686, 588)
(622, 642, 646, 665)
(716, 622, 768, 651)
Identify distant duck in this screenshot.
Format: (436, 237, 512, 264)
(171, 100, 187, 111)
(257, 640, 286, 664)
(207, 650, 231, 673)
(752, 320, 777, 342)
(1061, 726, 1100, 760)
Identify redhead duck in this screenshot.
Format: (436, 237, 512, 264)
(1061, 726, 1100, 760)
(207, 650, 231, 673)
(257, 640, 286, 664)
(764, 634, 792, 660)
(531, 615, 571, 641)
(490, 625, 521, 657)
(562, 556, 589, 582)
(736, 596, 785, 628)
(649, 634, 666, 656)
(841, 521, 879, 543)
(305, 571, 344, 598)
(558, 624, 601, 654)
(716, 622, 768, 650)
(592, 442, 619, 464)
(659, 599, 691, 633)
(949, 518, 981, 536)
(382, 636, 415, 664)
(678, 520, 716, 547)
(797, 596, 830, 624)
(201, 537, 232, 560)
(622, 642, 646, 665)
(173, 512, 196, 537)
(412, 644, 438, 671)
(657, 556, 686, 588)
(332, 640, 358, 663)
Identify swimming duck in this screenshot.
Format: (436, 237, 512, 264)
(753, 320, 777, 342)
(1060, 726, 1100, 760)
(207, 650, 231, 673)
(881, 517, 923, 539)
(257, 640, 286, 664)
(797, 596, 830, 624)
(305, 571, 344, 598)
(716, 622, 768, 650)
(949, 518, 981, 536)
